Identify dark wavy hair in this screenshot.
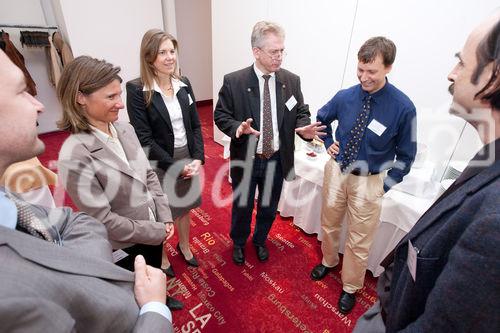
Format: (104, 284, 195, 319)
(473, 18, 500, 110)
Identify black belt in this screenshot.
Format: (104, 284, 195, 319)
(349, 169, 380, 176)
(255, 151, 278, 160)
(254, 153, 268, 159)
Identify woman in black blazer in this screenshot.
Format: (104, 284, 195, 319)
(126, 29, 205, 276)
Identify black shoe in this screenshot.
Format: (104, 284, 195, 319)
(162, 265, 175, 278)
(232, 246, 245, 265)
(177, 243, 199, 267)
(166, 296, 184, 311)
(310, 264, 332, 280)
(338, 291, 356, 314)
(255, 245, 269, 262)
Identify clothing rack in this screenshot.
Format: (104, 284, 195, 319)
(0, 24, 58, 30)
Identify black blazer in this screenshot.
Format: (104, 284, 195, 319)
(214, 65, 311, 182)
(126, 77, 204, 171)
(383, 141, 500, 332)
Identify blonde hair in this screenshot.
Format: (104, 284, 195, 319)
(57, 56, 122, 134)
(140, 29, 179, 106)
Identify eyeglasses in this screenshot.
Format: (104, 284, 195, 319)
(258, 48, 287, 60)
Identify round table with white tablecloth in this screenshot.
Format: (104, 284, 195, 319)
(278, 149, 441, 277)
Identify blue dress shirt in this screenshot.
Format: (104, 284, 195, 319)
(0, 188, 17, 229)
(317, 80, 417, 192)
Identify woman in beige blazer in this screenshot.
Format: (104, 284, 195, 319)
(56, 56, 174, 274)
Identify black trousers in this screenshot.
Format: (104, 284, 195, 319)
(115, 243, 163, 272)
(230, 152, 284, 247)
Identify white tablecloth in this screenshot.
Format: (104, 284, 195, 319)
(278, 151, 439, 277)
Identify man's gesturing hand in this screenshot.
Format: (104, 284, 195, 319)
(236, 118, 260, 138)
(134, 255, 167, 307)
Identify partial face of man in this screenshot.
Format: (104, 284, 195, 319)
(253, 32, 285, 74)
(357, 55, 392, 94)
(447, 20, 495, 118)
(0, 51, 45, 166)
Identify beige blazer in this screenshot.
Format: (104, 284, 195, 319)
(58, 121, 172, 250)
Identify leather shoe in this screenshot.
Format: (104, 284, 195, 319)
(338, 291, 356, 314)
(166, 296, 184, 311)
(232, 246, 245, 265)
(255, 245, 269, 262)
(162, 265, 175, 278)
(177, 243, 199, 267)
(310, 264, 332, 280)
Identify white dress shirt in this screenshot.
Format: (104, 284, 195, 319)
(140, 301, 172, 322)
(253, 63, 280, 154)
(91, 124, 130, 166)
(143, 78, 189, 148)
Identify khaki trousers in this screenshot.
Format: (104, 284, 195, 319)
(320, 159, 384, 293)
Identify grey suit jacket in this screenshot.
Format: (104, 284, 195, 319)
(0, 203, 173, 332)
(58, 121, 172, 250)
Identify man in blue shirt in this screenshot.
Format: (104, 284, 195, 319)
(310, 37, 417, 314)
(0, 49, 173, 332)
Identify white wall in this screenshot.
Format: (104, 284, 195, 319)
(341, 0, 489, 176)
(211, 0, 498, 179)
(175, 0, 213, 101)
(56, 0, 164, 122)
(0, 0, 63, 133)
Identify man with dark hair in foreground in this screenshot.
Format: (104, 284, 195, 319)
(0, 49, 173, 332)
(354, 12, 500, 333)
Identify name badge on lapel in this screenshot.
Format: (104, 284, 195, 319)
(286, 95, 297, 111)
(367, 119, 386, 136)
(188, 94, 194, 105)
(407, 240, 418, 282)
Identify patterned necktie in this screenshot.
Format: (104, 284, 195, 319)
(340, 95, 372, 172)
(262, 74, 274, 159)
(10, 195, 54, 242)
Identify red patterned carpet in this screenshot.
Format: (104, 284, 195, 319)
(38, 103, 377, 333)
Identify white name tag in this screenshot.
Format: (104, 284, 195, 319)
(188, 94, 194, 105)
(285, 95, 297, 111)
(112, 249, 129, 263)
(407, 240, 417, 282)
(367, 119, 386, 136)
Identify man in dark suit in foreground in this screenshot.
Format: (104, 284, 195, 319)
(354, 12, 500, 333)
(0, 50, 173, 332)
(214, 21, 325, 265)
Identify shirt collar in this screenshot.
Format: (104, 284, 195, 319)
(360, 77, 390, 102)
(143, 77, 188, 96)
(90, 123, 118, 144)
(0, 187, 17, 229)
(253, 63, 275, 80)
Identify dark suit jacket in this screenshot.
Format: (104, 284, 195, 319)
(214, 65, 311, 182)
(384, 140, 500, 332)
(0, 201, 172, 332)
(126, 77, 205, 171)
